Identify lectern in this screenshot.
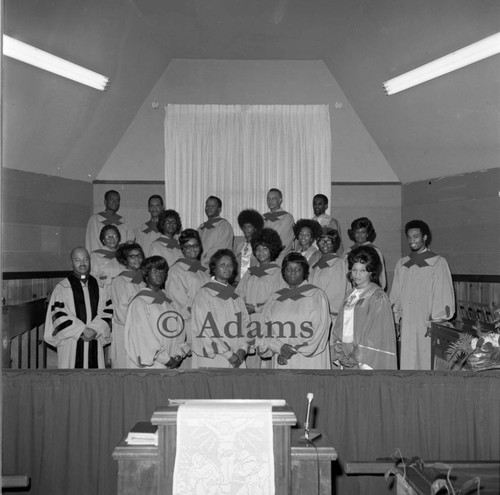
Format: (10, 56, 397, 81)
(152, 400, 296, 495)
(113, 401, 337, 495)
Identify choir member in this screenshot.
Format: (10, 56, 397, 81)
(198, 196, 235, 268)
(165, 229, 211, 367)
(292, 218, 322, 267)
(236, 227, 285, 368)
(331, 245, 397, 369)
(135, 195, 164, 256)
(345, 217, 387, 290)
(149, 209, 183, 267)
(191, 249, 251, 369)
(85, 190, 134, 252)
(234, 208, 264, 283)
(44, 247, 112, 368)
(311, 193, 343, 254)
(109, 242, 145, 368)
(263, 188, 295, 264)
(258, 252, 331, 369)
(125, 256, 186, 369)
(309, 227, 348, 331)
(90, 225, 123, 294)
(390, 220, 455, 370)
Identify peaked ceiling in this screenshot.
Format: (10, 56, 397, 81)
(3, 0, 500, 183)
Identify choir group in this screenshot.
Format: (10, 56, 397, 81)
(44, 189, 455, 371)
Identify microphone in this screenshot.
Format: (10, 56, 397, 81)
(300, 392, 321, 442)
(304, 393, 313, 439)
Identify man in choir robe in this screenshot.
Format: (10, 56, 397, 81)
(198, 196, 234, 268)
(263, 188, 295, 264)
(390, 220, 455, 370)
(135, 195, 164, 256)
(44, 247, 113, 369)
(85, 190, 135, 252)
(312, 194, 343, 254)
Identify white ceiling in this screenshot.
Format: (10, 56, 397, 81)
(3, 0, 500, 183)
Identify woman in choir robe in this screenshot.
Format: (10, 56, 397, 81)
(149, 209, 183, 268)
(109, 242, 145, 368)
(331, 245, 397, 370)
(258, 252, 331, 370)
(125, 256, 186, 369)
(292, 219, 322, 267)
(90, 224, 122, 294)
(165, 229, 211, 368)
(344, 217, 387, 290)
(191, 249, 251, 369)
(309, 227, 348, 333)
(236, 228, 284, 368)
(234, 209, 264, 284)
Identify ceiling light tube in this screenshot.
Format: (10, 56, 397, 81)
(3, 35, 109, 91)
(383, 32, 500, 95)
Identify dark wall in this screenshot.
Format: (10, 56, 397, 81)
(2, 168, 92, 272)
(401, 168, 499, 276)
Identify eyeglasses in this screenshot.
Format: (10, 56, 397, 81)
(127, 254, 143, 259)
(104, 234, 119, 239)
(318, 237, 334, 244)
(183, 244, 200, 250)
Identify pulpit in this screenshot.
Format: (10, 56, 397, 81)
(153, 400, 296, 494)
(113, 400, 337, 495)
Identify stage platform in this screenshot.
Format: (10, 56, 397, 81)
(3, 369, 499, 495)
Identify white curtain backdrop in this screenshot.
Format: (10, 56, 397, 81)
(164, 104, 332, 232)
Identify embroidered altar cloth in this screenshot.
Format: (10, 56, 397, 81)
(173, 400, 275, 495)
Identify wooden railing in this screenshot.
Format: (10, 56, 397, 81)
(452, 274, 500, 321)
(2, 298, 48, 369)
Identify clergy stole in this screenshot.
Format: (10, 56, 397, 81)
(68, 273, 100, 368)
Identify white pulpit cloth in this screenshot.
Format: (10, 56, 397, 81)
(172, 401, 275, 495)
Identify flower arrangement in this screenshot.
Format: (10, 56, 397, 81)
(446, 309, 500, 371)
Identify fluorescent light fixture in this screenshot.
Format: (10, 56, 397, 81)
(383, 32, 500, 95)
(3, 35, 109, 91)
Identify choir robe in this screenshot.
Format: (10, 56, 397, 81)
(90, 248, 122, 296)
(44, 274, 112, 369)
(191, 280, 251, 369)
(234, 240, 258, 283)
(263, 209, 295, 262)
(332, 283, 397, 370)
(309, 254, 348, 330)
(135, 220, 162, 257)
(149, 236, 183, 268)
(164, 257, 211, 363)
(236, 263, 286, 368)
(312, 214, 344, 254)
(125, 289, 186, 369)
(390, 250, 455, 370)
(109, 270, 145, 368)
(258, 282, 331, 370)
(293, 245, 321, 267)
(197, 217, 235, 268)
(85, 211, 134, 253)
(344, 242, 387, 290)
